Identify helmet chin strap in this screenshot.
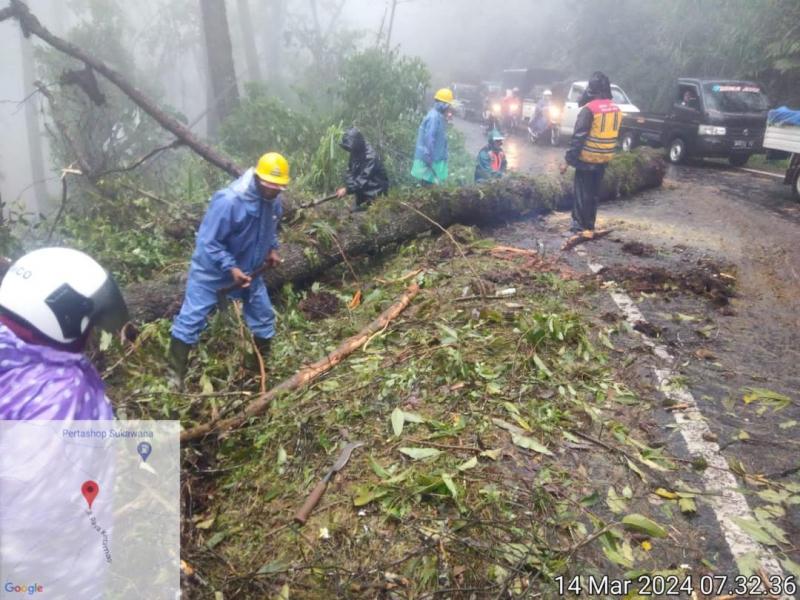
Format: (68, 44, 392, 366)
(0, 313, 88, 353)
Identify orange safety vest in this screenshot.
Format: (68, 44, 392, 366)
(579, 99, 622, 164)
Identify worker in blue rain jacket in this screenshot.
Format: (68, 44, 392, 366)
(411, 88, 454, 185)
(168, 152, 289, 386)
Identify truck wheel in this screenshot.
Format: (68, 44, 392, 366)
(728, 154, 750, 167)
(668, 138, 687, 164)
(620, 131, 636, 152)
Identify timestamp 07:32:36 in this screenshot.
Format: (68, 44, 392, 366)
(554, 573, 798, 597)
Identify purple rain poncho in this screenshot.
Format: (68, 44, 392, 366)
(0, 323, 113, 420)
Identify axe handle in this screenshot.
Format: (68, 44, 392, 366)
(217, 264, 268, 297)
(294, 478, 329, 525)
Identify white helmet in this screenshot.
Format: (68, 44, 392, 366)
(543, 89, 553, 96)
(0, 247, 128, 345)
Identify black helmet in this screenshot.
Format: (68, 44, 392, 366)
(580, 71, 613, 106)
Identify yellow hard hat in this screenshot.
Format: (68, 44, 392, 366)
(254, 152, 290, 188)
(434, 88, 454, 104)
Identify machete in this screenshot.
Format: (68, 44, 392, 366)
(294, 441, 364, 525)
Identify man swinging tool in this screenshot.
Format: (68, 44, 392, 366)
(168, 152, 290, 386)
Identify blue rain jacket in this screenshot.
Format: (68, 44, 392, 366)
(172, 168, 282, 344)
(414, 102, 449, 165)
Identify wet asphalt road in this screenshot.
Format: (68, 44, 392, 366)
(456, 117, 800, 586)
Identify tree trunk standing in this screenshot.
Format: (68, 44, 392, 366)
(199, 0, 240, 138)
(263, 0, 286, 85)
(19, 28, 47, 212)
(236, 0, 262, 82)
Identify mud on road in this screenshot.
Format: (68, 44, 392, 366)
(458, 117, 800, 586)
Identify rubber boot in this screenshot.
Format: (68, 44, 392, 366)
(167, 336, 192, 390)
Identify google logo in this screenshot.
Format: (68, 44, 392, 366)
(3, 582, 44, 595)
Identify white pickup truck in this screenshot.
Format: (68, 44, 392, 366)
(763, 110, 800, 198)
(556, 81, 640, 142)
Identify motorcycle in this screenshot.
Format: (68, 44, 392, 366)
(482, 101, 502, 135)
(501, 99, 521, 134)
(528, 103, 561, 146)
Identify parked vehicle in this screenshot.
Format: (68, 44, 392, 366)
(618, 79, 769, 166)
(763, 106, 800, 198)
(557, 81, 639, 141)
(452, 83, 482, 121)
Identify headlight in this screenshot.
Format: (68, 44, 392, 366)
(698, 125, 726, 136)
(492, 103, 501, 114)
(549, 106, 560, 120)
(510, 103, 519, 112)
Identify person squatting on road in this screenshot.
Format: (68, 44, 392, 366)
(168, 152, 289, 386)
(335, 127, 389, 212)
(0, 247, 129, 419)
(474, 128, 507, 182)
(561, 71, 621, 232)
(411, 88, 453, 185)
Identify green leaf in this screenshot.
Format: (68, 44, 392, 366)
(757, 489, 789, 504)
(622, 485, 633, 500)
(399, 447, 442, 460)
(621, 514, 668, 538)
(99, 330, 113, 351)
(441, 473, 458, 499)
(625, 458, 647, 481)
(735, 551, 762, 577)
(353, 485, 388, 507)
(742, 387, 791, 410)
(511, 434, 554, 456)
(368, 455, 390, 479)
(533, 354, 552, 378)
(206, 531, 228, 549)
(257, 560, 289, 575)
(678, 497, 697, 514)
(731, 517, 779, 546)
(479, 448, 502, 461)
(403, 411, 425, 424)
(607, 487, 626, 514)
(391, 407, 405, 437)
(780, 557, 800, 579)
(457, 456, 478, 471)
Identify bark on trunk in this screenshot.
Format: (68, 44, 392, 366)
(123, 152, 666, 323)
(1, 0, 243, 178)
(19, 27, 47, 212)
(236, 0, 262, 82)
(199, 0, 240, 138)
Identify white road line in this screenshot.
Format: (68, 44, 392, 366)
(587, 260, 792, 594)
(737, 167, 784, 180)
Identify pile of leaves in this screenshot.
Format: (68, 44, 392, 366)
(95, 221, 800, 599)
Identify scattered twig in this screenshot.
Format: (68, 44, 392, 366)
(180, 282, 420, 442)
(561, 228, 614, 251)
(399, 200, 484, 284)
(96, 139, 184, 177)
(46, 166, 82, 242)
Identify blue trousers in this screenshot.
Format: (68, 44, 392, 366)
(171, 271, 275, 345)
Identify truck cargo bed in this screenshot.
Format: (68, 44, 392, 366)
(764, 124, 800, 154)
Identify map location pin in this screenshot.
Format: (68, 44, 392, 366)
(81, 480, 99, 509)
(137, 441, 152, 462)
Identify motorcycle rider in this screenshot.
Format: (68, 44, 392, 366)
(501, 88, 521, 133)
(559, 72, 621, 233)
(475, 129, 508, 182)
(0, 247, 129, 419)
(335, 127, 389, 212)
(529, 89, 553, 142)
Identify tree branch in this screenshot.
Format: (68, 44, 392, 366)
(7, 0, 242, 177)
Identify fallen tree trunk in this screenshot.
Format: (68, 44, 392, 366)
(125, 150, 666, 322)
(180, 282, 420, 442)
